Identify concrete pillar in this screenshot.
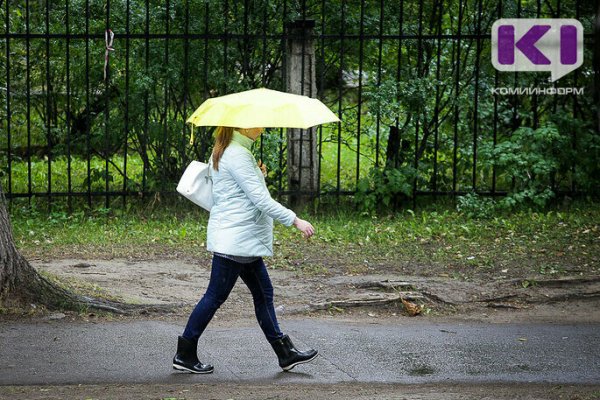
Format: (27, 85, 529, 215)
(286, 19, 319, 210)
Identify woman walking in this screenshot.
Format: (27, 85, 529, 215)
(173, 126, 318, 374)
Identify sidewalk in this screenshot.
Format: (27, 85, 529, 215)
(1, 319, 599, 386)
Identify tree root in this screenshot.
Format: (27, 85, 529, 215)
(309, 292, 424, 311)
(2, 254, 182, 316)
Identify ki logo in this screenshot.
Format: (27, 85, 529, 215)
(491, 19, 584, 82)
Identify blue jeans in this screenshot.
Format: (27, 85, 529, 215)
(182, 255, 284, 343)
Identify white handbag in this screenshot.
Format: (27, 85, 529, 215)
(176, 158, 214, 211)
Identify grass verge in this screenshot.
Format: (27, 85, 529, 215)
(8, 199, 600, 281)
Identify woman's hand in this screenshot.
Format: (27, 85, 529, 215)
(293, 217, 315, 239)
(258, 160, 267, 177)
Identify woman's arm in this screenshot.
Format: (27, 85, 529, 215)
(227, 150, 296, 226)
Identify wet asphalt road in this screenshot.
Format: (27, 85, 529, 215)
(0, 319, 598, 386)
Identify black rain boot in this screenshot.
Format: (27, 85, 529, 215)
(270, 335, 318, 371)
(172, 336, 214, 374)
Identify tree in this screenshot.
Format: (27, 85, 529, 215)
(0, 184, 125, 312)
(0, 186, 72, 308)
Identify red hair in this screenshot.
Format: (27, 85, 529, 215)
(212, 126, 234, 171)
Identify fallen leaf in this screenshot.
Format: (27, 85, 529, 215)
(401, 298, 423, 316)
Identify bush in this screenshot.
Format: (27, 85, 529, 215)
(354, 165, 416, 213)
(458, 117, 600, 216)
(456, 191, 497, 219)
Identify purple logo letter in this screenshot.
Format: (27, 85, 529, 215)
(492, 19, 584, 82)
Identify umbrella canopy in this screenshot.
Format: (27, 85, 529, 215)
(186, 88, 340, 129)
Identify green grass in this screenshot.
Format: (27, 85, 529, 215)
(2, 154, 145, 194)
(10, 199, 209, 259)
(319, 139, 373, 191)
(3, 120, 377, 197)
(3, 144, 370, 198)
(8, 199, 600, 281)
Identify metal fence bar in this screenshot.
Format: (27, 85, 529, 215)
(0, 0, 593, 209)
(395, 0, 404, 149)
(413, 0, 425, 211)
(0, 30, 590, 41)
(26, 0, 32, 204)
(65, 0, 72, 212)
(142, 0, 149, 199)
(356, 0, 366, 190)
(203, 2, 209, 104)
(223, 0, 229, 94)
(200, 2, 209, 160)
(123, 0, 131, 208)
(336, 0, 346, 203)
(3, 32, 501, 40)
(85, 0, 91, 207)
(4, 0, 10, 203)
(433, 0, 443, 200)
(317, 0, 326, 198)
(259, 0, 267, 162)
(492, 0, 502, 195)
(532, 0, 542, 130)
(509, 0, 523, 193)
(45, 0, 52, 212)
(181, 0, 189, 169)
(375, 0, 384, 168)
(472, 0, 483, 192)
(162, 0, 170, 196)
(412, 2, 427, 210)
(572, 0, 581, 194)
(278, 0, 288, 199)
(104, 0, 111, 209)
(553, 0, 562, 119)
(9, 189, 589, 199)
(297, 0, 307, 203)
(452, 0, 464, 199)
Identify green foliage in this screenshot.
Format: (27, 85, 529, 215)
(354, 165, 416, 212)
(456, 191, 497, 219)
(367, 76, 439, 125)
(552, 111, 600, 195)
(482, 119, 597, 209)
(458, 116, 600, 216)
(253, 129, 286, 191)
(481, 123, 568, 209)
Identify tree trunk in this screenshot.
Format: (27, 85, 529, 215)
(0, 185, 80, 309)
(0, 186, 167, 314)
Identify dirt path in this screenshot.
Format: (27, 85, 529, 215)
(31, 257, 600, 323)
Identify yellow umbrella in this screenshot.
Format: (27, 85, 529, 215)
(186, 88, 340, 129)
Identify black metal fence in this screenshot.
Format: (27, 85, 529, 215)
(0, 0, 596, 211)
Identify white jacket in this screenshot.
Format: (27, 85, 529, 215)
(206, 131, 296, 257)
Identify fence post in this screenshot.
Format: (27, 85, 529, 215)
(595, 2, 600, 135)
(285, 19, 318, 210)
